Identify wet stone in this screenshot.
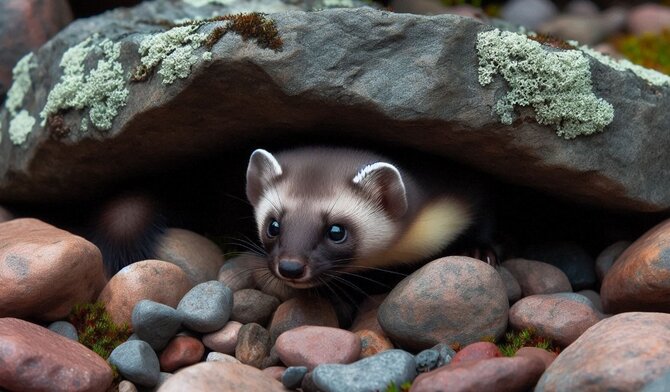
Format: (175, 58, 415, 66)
(177, 280, 233, 333)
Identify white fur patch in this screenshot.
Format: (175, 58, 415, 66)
(352, 162, 399, 184)
(252, 149, 283, 177)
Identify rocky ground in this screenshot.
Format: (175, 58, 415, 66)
(0, 0, 670, 391)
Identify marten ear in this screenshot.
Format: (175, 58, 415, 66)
(246, 149, 283, 207)
(352, 162, 408, 218)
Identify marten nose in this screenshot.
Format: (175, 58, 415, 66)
(278, 259, 306, 279)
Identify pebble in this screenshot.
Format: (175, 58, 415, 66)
(0, 218, 107, 321)
(282, 366, 309, 390)
(498, 266, 522, 303)
(628, 3, 670, 35)
(515, 347, 557, 370)
(154, 228, 225, 285)
(275, 326, 361, 370)
(411, 355, 545, 392)
(595, 241, 630, 283)
(602, 219, 670, 313)
(218, 254, 260, 292)
(108, 340, 160, 388)
(565, 0, 599, 16)
(157, 362, 286, 391)
(118, 380, 137, 392)
(262, 366, 286, 381)
(431, 343, 457, 368)
(0, 318, 112, 392)
(509, 293, 605, 347)
(268, 296, 339, 342)
(415, 349, 440, 373)
(98, 259, 192, 327)
(231, 289, 280, 325)
(312, 349, 416, 392)
(378, 257, 508, 351)
(131, 299, 182, 351)
(47, 320, 78, 341)
(501, 258, 572, 297)
(523, 242, 596, 291)
(576, 289, 603, 312)
(355, 329, 394, 358)
(206, 352, 241, 364)
(177, 280, 233, 333)
(159, 335, 205, 372)
(501, 0, 558, 29)
(202, 320, 242, 355)
(536, 312, 670, 391)
(450, 342, 502, 366)
(235, 322, 272, 368)
(642, 371, 670, 392)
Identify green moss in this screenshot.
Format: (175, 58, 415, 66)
(477, 29, 614, 139)
(40, 36, 129, 131)
(68, 301, 131, 359)
(386, 381, 412, 392)
(611, 30, 670, 77)
(5, 52, 37, 117)
(8, 110, 36, 145)
(497, 328, 559, 357)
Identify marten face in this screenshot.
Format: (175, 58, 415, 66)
(246, 148, 407, 289)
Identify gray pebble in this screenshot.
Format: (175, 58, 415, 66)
(132, 300, 182, 351)
(431, 343, 456, 367)
(232, 289, 280, 325)
(282, 366, 308, 390)
(108, 340, 160, 387)
(312, 349, 416, 392)
(642, 371, 670, 392)
(47, 321, 78, 341)
(415, 349, 440, 373)
(177, 280, 233, 333)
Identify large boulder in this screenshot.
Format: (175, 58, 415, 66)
(0, 0, 668, 213)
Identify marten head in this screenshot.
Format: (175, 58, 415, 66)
(245, 148, 408, 289)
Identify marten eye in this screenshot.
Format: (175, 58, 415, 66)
(267, 219, 280, 238)
(327, 224, 347, 243)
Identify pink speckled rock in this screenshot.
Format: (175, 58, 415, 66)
(202, 321, 242, 355)
(276, 326, 361, 370)
(158, 362, 286, 392)
(159, 335, 205, 372)
(451, 342, 502, 366)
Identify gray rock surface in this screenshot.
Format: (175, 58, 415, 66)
(0, 0, 668, 213)
(47, 320, 78, 341)
(108, 340, 161, 388)
(282, 366, 308, 390)
(131, 299, 182, 351)
(312, 349, 416, 392)
(177, 280, 233, 333)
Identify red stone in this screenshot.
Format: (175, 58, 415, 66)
(450, 342, 502, 366)
(160, 335, 205, 372)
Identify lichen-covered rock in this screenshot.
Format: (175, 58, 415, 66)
(0, 317, 113, 392)
(536, 312, 670, 391)
(0, 1, 668, 215)
(601, 219, 670, 313)
(0, 218, 106, 321)
(378, 256, 508, 351)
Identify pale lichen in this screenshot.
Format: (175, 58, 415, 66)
(40, 36, 129, 131)
(321, 0, 355, 8)
(137, 25, 208, 85)
(183, 0, 234, 6)
(9, 110, 36, 145)
(477, 29, 614, 139)
(577, 44, 670, 87)
(5, 52, 37, 117)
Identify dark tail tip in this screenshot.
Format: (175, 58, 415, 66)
(90, 192, 166, 277)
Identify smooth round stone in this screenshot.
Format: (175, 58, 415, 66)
(268, 296, 339, 342)
(502, 258, 572, 297)
(47, 320, 78, 341)
(523, 242, 596, 291)
(355, 329, 393, 358)
(642, 371, 670, 392)
(218, 254, 260, 292)
(282, 366, 308, 390)
(412, 355, 545, 392)
(108, 340, 160, 387)
(206, 352, 241, 364)
(231, 289, 280, 325)
(378, 257, 508, 351)
(118, 380, 137, 392)
(159, 335, 205, 372)
(202, 321, 242, 355)
(451, 342, 502, 366)
(276, 326, 361, 370)
(177, 280, 233, 333)
(501, 0, 558, 29)
(312, 349, 416, 392)
(154, 228, 225, 285)
(235, 323, 272, 369)
(131, 299, 182, 351)
(515, 347, 557, 370)
(536, 313, 670, 391)
(601, 219, 670, 313)
(628, 3, 670, 34)
(577, 289, 603, 313)
(595, 241, 630, 283)
(158, 362, 286, 392)
(415, 349, 440, 373)
(509, 293, 605, 347)
(98, 259, 192, 327)
(498, 266, 522, 303)
(262, 366, 286, 382)
(431, 343, 456, 368)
